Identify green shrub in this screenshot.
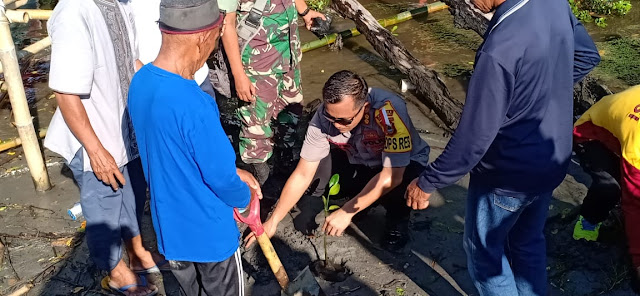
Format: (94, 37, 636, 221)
(306, 0, 330, 11)
(569, 0, 632, 27)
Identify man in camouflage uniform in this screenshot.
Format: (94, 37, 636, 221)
(219, 0, 325, 184)
(245, 71, 431, 253)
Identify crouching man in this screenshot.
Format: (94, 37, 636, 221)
(128, 0, 260, 294)
(247, 70, 429, 252)
(572, 85, 640, 284)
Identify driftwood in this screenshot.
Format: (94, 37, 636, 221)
(440, 0, 492, 36)
(332, 0, 463, 131)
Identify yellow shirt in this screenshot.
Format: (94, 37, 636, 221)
(575, 85, 640, 170)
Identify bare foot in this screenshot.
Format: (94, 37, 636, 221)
(126, 235, 165, 272)
(109, 260, 156, 296)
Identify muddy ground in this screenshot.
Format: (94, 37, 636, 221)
(1, 0, 639, 295)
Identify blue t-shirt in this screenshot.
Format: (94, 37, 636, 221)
(129, 64, 250, 262)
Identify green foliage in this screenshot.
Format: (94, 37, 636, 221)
(305, 0, 330, 11)
(322, 174, 341, 212)
(598, 37, 640, 86)
(322, 174, 341, 263)
(391, 25, 399, 36)
(569, 0, 632, 27)
(584, 0, 632, 15)
(594, 17, 608, 27)
(329, 174, 339, 188)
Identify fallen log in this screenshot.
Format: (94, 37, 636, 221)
(440, 0, 491, 36)
(331, 0, 463, 131)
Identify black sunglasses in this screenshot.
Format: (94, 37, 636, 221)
(323, 104, 365, 125)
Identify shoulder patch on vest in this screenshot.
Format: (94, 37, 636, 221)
(374, 101, 412, 153)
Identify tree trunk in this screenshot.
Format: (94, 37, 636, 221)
(440, 0, 492, 36)
(332, 0, 463, 131)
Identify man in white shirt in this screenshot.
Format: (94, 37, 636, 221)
(46, 0, 159, 294)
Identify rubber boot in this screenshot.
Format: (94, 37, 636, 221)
(249, 162, 270, 186)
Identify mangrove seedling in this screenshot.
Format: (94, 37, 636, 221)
(322, 173, 341, 265)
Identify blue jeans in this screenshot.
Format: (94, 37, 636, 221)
(463, 179, 552, 296)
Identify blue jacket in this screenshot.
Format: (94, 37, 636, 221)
(129, 64, 250, 262)
(418, 0, 600, 197)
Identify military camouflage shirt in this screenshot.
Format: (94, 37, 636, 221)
(237, 0, 302, 76)
(301, 88, 430, 168)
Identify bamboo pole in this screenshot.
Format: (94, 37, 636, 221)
(0, 127, 46, 152)
(0, 36, 51, 73)
(0, 4, 50, 191)
(11, 9, 52, 20)
(6, 284, 33, 296)
(16, 35, 50, 59)
(3, 0, 28, 10)
(301, 2, 449, 53)
(4, 9, 27, 22)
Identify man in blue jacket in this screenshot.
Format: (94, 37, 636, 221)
(128, 0, 260, 294)
(405, 0, 600, 294)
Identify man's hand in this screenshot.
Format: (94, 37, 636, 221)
(244, 218, 277, 248)
(237, 168, 263, 200)
(405, 178, 431, 210)
(302, 10, 326, 31)
(322, 209, 354, 236)
(87, 146, 126, 191)
(235, 73, 256, 103)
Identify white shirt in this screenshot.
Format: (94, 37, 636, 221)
(45, 0, 138, 171)
(131, 0, 209, 85)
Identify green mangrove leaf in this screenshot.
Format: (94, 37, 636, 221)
(329, 183, 341, 196)
(329, 174, 340, 188)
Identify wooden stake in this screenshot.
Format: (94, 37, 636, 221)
(0, 5, 51, 191)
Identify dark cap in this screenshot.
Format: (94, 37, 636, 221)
(159, 0, 224, 34)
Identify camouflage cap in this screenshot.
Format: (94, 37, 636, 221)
(159, 0, 223, 34)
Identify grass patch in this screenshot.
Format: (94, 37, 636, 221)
(442, 63, 473, 78)
(597, 37, 640, 86)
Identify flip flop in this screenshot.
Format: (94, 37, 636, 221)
(101, 275, 158, 296)
(132, 259, 171, 274)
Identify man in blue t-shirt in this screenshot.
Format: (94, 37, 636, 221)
(128, 0, 260, 294)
